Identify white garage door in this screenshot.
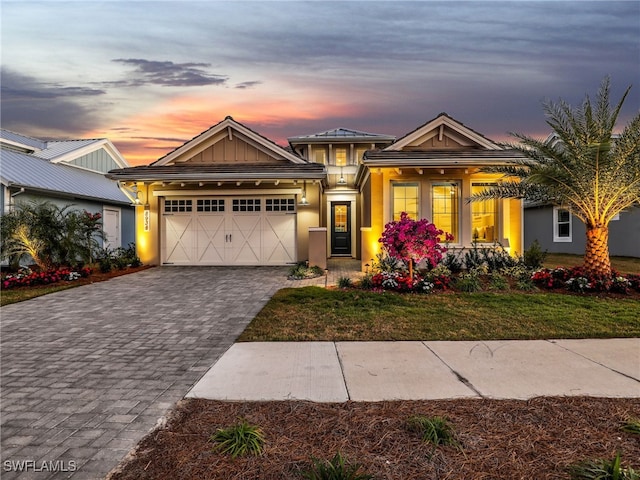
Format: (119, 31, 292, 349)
(162, 197, 296, 265)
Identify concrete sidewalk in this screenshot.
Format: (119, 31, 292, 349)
(187, 339, 640, 402)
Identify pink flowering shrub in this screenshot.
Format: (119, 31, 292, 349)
(379, 212, 453, 277)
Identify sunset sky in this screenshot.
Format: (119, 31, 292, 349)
(2, 1, 639, 166)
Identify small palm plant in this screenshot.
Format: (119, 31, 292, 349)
(406, 415, 459, 447)
(301, 452, 373, 480)
(621, 417, 640, 435)
(210, 419, 265, 458)
(569, 453, 639, 480)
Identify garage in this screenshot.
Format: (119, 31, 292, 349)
(162, 196, 297, 265)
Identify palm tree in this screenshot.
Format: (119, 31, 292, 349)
(471, 76, 640, 278)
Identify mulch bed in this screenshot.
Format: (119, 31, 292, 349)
(109, 397, 640, 480)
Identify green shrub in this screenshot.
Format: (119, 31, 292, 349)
(489, 273, 510, 291)
(441, 250, 463, 274)
(337, 276, 353, 288)
(358, 274, 374, 290)
(454, 269, 482, 292)
(0, 201, 103, 269)
(210, 419, 265, 458)
(406, 415, 459, 447)
(288, 262, 324, 280)
(371, 252, 404, 274)
(301, 452, 373, 480)
(569, 453, 639, 480)
(524, 239, 547, 269)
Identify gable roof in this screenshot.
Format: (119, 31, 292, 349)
(0, 128, 129, 170)
(153, 116, 305, 166)
(385, 112, 501, 151)
(288, 128, 395, 144)
(0, 149, 131, 205)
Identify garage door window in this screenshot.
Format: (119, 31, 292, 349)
(266, 198, 295, 212)
(165, 199, 192, 212)
(197, 199, 225, 212)
(233, 199, 261, 212)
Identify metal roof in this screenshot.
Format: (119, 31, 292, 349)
(288, 128, 396, 144)
(1, 149, 131, 205)
(0, 129, 47, 151)
(32, 139, 103, 160)
(107, 162, 327, 183)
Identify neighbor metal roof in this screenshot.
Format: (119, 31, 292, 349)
(1, 149, 131, 205)
(0, 129, 47, 151)
(32, 139, 103, 160)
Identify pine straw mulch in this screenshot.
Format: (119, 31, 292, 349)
(109, 396, 640, 480)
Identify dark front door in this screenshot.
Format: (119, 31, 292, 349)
(331, 202, 351, 255)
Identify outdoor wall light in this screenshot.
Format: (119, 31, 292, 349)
(299, 180, 309, 205)
(132, 184, 141, 204)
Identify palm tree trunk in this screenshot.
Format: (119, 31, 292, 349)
(584, 225, 611, 278)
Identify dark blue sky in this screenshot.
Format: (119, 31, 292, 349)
(2, 1, 638, 165)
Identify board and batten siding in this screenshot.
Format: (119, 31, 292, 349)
(67, 148, 121, 173)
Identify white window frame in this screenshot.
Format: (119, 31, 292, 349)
(553, 207, 572, 242)
(391, 182, 420, 221)
(431, 181, 460, 243)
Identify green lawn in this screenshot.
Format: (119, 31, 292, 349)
(238, 287, 640, 342)
(1, 284, 79, 306)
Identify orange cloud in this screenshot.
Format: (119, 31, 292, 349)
(88, 89, 364, 166)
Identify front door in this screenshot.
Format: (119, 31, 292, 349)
(331, 202, 351, 256)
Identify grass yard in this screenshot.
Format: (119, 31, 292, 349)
(239, 287, 640, 342)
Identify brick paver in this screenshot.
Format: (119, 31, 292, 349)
(1, 266, 306, 479)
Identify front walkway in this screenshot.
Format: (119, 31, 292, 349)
(187, 339, 640, 402)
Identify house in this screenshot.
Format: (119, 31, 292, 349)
(522, 132, 639, 259)
(524, 204, 640, 258)
(0, 129, 135, 250)
(356, 113, 525, 269)
(106, 114, 525, 269)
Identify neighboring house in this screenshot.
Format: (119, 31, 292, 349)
(522, 132, 640, 258)
(524, 204, 640, 258)
(0, 129, 135, 250)
(107, 114, 526, 269)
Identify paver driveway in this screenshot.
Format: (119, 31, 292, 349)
(1, 266, 289, 479)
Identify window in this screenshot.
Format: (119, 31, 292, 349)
(432, 183, 459, 241)
(334, 205, 348, 232)
(392, 183, 419, 220)
(471, 183, 498, 242)
(197, 199, 224, 212)
(355, 148, 367, 164)
(164, 199, 192, 212)
(314, 149, 326, 164)
(554, 207, 572, 242)
(335, 148, 347, 166)
(232, 198, 261, 212)
(266, 198, 295, 212)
